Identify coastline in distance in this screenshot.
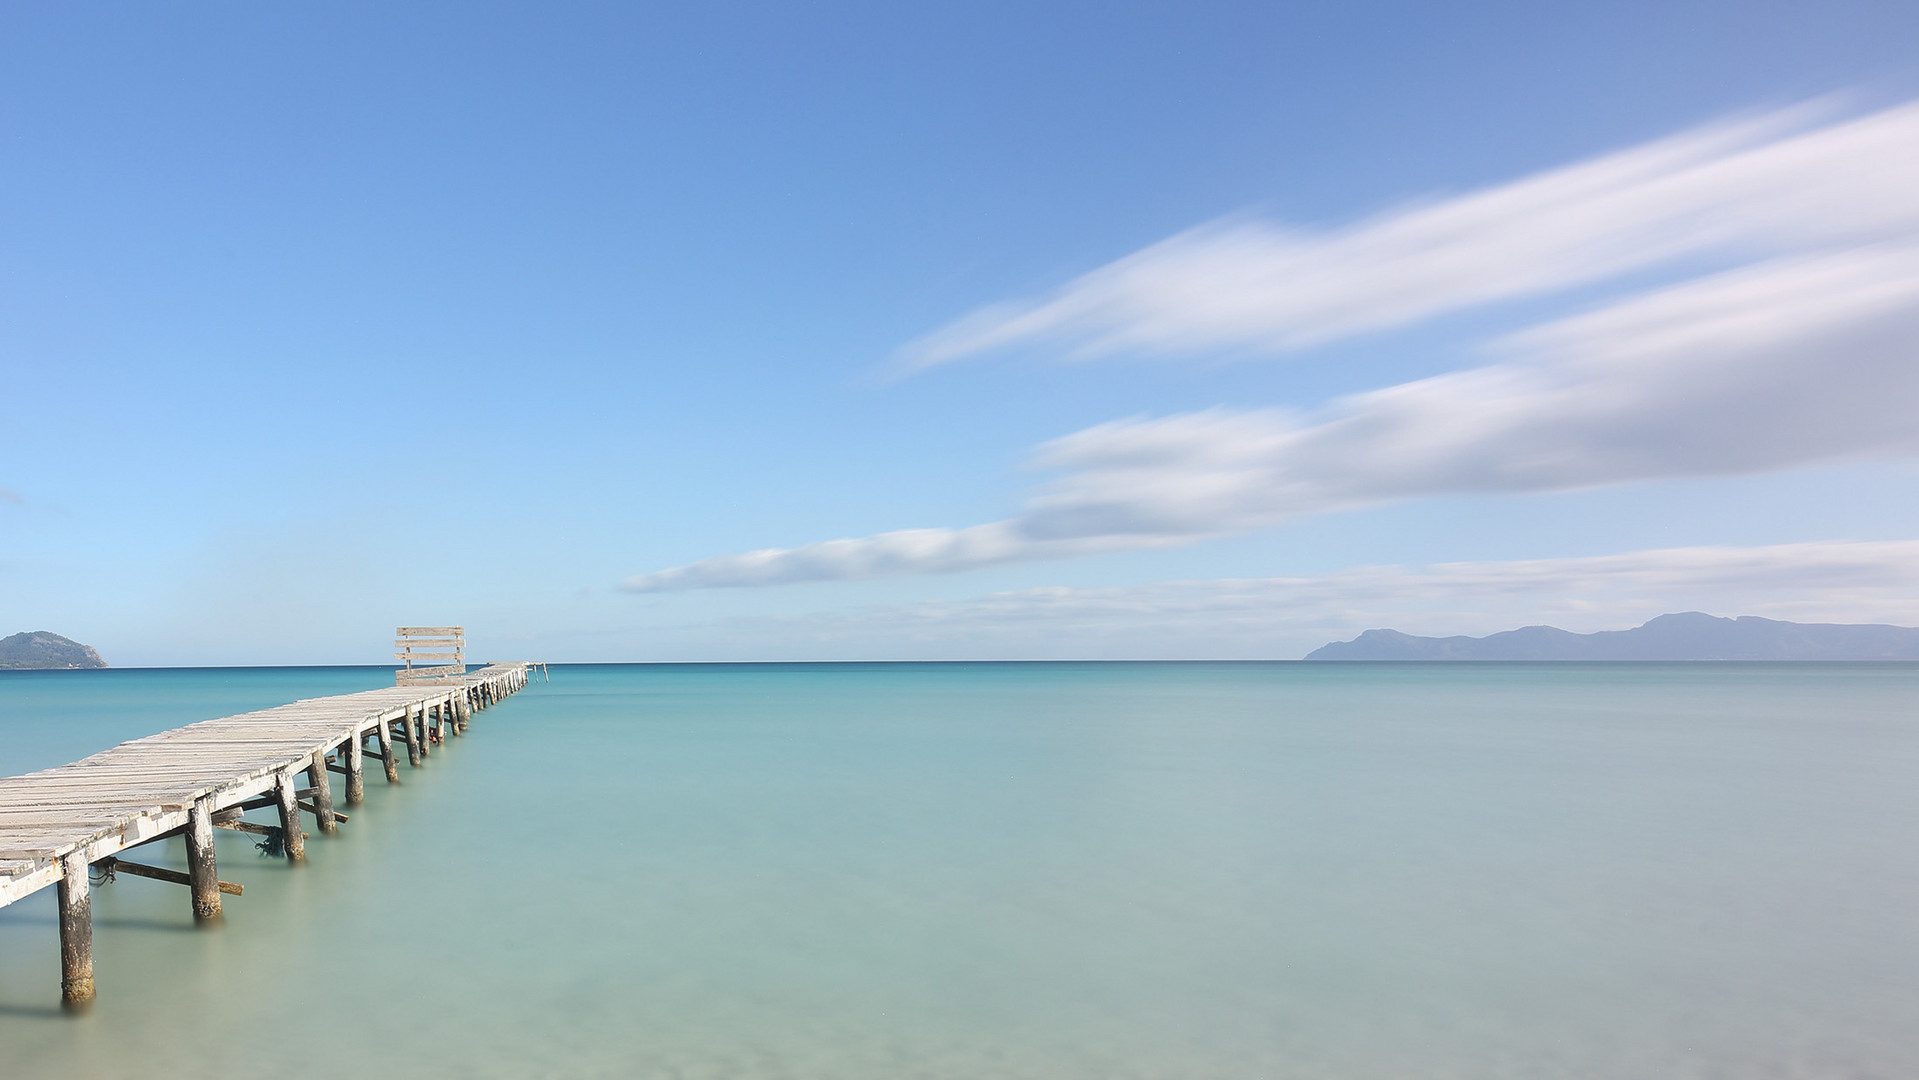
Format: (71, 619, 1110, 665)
(1308, 612, 1919, 661)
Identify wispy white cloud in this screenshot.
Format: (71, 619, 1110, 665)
(894, 99, 1919, 371)
(621, 523, 1147, 593)
(626, 244, 1919, 591)
(648, 540, 1919, 660)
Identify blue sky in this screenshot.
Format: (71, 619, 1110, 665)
(5, 1, 1919, 664)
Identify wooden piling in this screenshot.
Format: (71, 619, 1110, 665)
(57, 850, 94, 1005)
(375, 720, 400, 783)
(345, 734, 366, 805)
(275, 771, 306, 862)
(307, 751, 338, 833)
(401, 706, 422, 767)
(186, 798, 221, 921)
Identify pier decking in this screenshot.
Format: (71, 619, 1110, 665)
(0, 660, 542, 1005)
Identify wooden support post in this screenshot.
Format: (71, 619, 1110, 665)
(416, 705, 431, 758)
(275, 771, 306, 862)
(307, 751, 337, 833)
(401, 707, 422, 767)
(57, 850, 94, 1006)
(186, 798, 221, 921)
(455, 690, 469, 732)
(376, 719, 400, 782)
(346, 731, 366, 805)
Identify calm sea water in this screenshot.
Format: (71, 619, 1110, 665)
(1, 662, 1915, 1078)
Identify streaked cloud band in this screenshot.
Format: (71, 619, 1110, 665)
(626, 98, 1919, 593)
(627, 243, 1919, 592)
(894, 100, 1919, 370)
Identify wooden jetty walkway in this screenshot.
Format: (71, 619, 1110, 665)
(0, 652, 544, 1006)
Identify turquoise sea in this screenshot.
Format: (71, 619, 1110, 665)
(2, 662, 1916, 1078)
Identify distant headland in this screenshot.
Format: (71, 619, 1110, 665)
(1308, 612, 1919, 661)
(0, 630, 108, 669)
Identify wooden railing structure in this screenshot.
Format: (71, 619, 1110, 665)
(395, 625, 464, 684)
(0, 656, 546, 1007)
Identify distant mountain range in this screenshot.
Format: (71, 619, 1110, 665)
(1307, 612, 1919, 660)
(0, 631, 108, 669)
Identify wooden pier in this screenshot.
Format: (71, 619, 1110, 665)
(0, 658, 544, 1006)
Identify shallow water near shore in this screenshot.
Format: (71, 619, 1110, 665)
(2, 662, 1916, 1078)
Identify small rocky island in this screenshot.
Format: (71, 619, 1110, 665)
(0, 630, 109, 669)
